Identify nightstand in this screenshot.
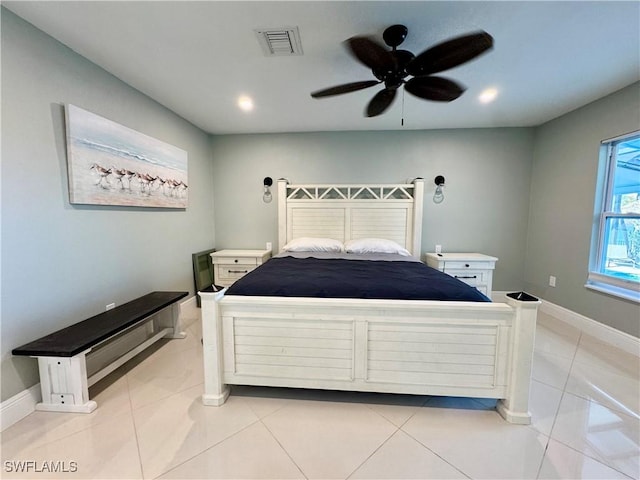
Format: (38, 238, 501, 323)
(424, 252, 498, 298)
(210, 249, 272, 287)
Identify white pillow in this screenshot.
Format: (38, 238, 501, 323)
(282, 237, 344, 253)
(344, 238, 411, 256)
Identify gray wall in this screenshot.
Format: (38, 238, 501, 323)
(1, 10, 215, 401)
(211, 129, 535, 290)
(524, 82, 640, 337)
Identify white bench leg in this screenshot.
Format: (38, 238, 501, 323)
(159, 303, 186, 339)
(35, 352, 97, 413)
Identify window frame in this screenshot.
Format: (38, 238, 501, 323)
(586, 130, 640, 303)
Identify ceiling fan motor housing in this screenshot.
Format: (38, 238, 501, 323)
(375, 49, 416, 88)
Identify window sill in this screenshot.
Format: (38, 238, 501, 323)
(585, 281, 640, 304)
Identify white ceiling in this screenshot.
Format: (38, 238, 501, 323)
(5, 1, 639, 135)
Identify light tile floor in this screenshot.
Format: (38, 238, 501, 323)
(1, 311, 638, 479)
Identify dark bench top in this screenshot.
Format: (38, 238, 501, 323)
(13, 291, 188, 358)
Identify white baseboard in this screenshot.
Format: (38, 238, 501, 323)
(494, 291, 638, 356)
(539, 298, 639, 356)
(495, 291, 638, 355)
(1, 383, 41, 432)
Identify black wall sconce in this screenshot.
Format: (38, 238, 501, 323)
(433, 175, 445, 204)
(263, 177, 273, 203)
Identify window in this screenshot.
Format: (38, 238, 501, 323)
(587, 131, 640, 302)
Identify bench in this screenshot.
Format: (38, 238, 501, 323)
(12, 291, 188, 413)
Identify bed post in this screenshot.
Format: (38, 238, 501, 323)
(278, 178, 288, 252)
(497, 293, 541, 424)
(411, 178, 424, 258)
(199, 289, 230, 406)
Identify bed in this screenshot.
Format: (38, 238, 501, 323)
(199, 179, 540, 424)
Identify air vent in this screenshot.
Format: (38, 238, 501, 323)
(255, 27, 303, 56)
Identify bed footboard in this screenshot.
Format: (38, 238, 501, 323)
(199, 292, 539, 424)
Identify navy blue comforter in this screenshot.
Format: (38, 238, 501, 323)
(226, 256, 490, 302)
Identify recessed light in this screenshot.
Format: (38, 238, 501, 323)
(479, 88, 498, 104)
(237, 95, 254, 111)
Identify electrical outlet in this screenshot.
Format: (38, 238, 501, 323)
(106, 303, 116, 311)
(549, 276, 556, 287)
(266, 242, 272, 251)
(435, 244, 442, 254)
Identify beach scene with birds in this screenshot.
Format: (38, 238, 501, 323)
(65, 104, 188, 208)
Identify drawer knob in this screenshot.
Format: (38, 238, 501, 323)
(465, 263, 470, 267)
(234, 259, 238, 263)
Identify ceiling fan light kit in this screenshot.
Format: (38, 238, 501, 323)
(311, 24, 494, 118)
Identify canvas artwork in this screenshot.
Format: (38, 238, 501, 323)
(65, 104, 188, 208)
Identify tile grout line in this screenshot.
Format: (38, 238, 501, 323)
(398, 427, 473, 479)
(124, 371, 145, 479)
(151, 417, 265, 479)
(126, 333, 210, 479)
(533, 329, 582, 479)
(125, 333, 205, 414)
(544, 330, 638, 479)
(343, 401, 418, 480)
(344, 399, 474, 480)
(125, 371, 147, 480)
(556, 332, 640, 420)
(258, 416, 309, 480)
(547, 437, 636, 480)
(383, 397, 472, 479)
(344, 424, 402, 480)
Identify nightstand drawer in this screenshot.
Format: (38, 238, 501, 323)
(215, 257, 258, 266)
(447, 271, 490, 296)
(444, 260, 494, 270)
(217, 264, 257, 281)
(446, 269, 488, 286)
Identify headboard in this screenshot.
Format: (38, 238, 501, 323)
(277, 179, 424, 257)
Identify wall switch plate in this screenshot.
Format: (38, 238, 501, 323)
(549, 276, 556, 287)
(435, 245, 442, 254)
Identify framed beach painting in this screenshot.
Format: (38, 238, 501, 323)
(65, 104, 188, 208)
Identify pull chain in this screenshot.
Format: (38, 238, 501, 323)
(401, 88, 405, 126)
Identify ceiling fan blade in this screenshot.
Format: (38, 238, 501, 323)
(311, 80, 381, 98)
(345, 36, 396, 71)
(366, 88, 397, 117)
(404, 76, 465, 102)
(406, 31, 493, 76)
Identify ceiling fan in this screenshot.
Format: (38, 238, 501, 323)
(310, 25, 494, 117)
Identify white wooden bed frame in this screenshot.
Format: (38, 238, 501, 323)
(200, 179, 540, 424)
